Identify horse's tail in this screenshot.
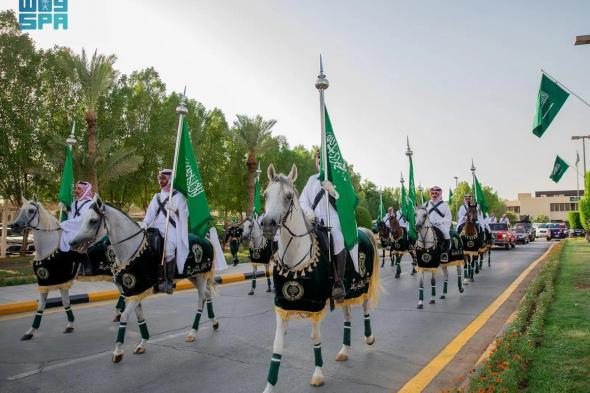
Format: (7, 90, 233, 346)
(360, 227, 381, 310)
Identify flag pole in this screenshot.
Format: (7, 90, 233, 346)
(161, 88, 188, 266)
(541, 69, 590, 109)
(470, 159, 477, 204)
(576, 151, 580, 202)
(316, 55, 332, 264)
(255, 162, 261, 219)
(406, 137, 414, 205)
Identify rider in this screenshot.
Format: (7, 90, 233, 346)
(422, 186, 452, 262)
(456, 194, 484, 234)
(499, 214, 510, 225)
(382, 207, 395, 228)
(300, 150, 347, 303)
(488, 212, 498, 223)
(225, 223, 243, 266)
(142, 169, 189, 294)
(60, 181, 94, 253)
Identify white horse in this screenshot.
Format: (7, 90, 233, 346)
(260, 164, 379, 392)
(9, 197, 78, 340)
(69, 195, 219, 363)
(242, 216, 274, 295)
(413, 207, 442, 309)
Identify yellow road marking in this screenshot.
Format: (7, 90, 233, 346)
(398, 242, 557, 393)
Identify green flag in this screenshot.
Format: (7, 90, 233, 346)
(532, 74, 569, 138)
(401, 182, 408, 221)
(473, 175, 489, 215)
(448, 188, 453, 203)
(407, 156, 417, 240)
(549, 155, 569, 183)
(58, 146, 74, 222)
(376, 193, 385, 223)
(319, 107, 358, 251)
(253, 171, 262, 217)
(173, 118, 212, 237)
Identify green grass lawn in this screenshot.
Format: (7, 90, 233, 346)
(526, 239, 590, 392)
(0, 255, 36, 286)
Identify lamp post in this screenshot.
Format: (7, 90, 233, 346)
(572, 135, 590, 197)
(574, 35, 590, 45)
(418, 183, 423, 205)
(66, 121, 76, 151)
(453, 176, 458, 188)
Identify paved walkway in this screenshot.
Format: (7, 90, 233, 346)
(0, 262, 257, 305)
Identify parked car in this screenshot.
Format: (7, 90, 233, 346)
(514, 221, 535, 242)
(1, 225, 35, 255)
(490, 223, 516, 249)
(536, 223, 550, 238)
(546, 223, 568, 240)
(569, 228, 585, 237)
(514, 227, 529, 244)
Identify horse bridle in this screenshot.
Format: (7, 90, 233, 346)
(24, 203, 62, 232)
(91, 203, 145, 251)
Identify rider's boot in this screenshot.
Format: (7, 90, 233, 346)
(331, 251, 347, 303)
(158, 258, 176, 294)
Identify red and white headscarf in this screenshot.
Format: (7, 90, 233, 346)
(76, 181, 93, 200)
(159, 169, 172, 193)
(429, 185, 443, 203)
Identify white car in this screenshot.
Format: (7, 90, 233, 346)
(535, 223, 550, 238)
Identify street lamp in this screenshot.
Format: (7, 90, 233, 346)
(418, 183, 423, 205)
(574, 35, 590, 45)
(453, 176, 458, 188)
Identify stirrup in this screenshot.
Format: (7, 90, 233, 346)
(440, 253, 449, 263)
(332, 281, 346, 303)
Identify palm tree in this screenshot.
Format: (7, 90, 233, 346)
(233, 115, 276, 215)
(60, 49, 117, 191)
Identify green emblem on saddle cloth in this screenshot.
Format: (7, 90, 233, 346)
(33, 249, 80, 290)
(342, 229, 374, 299)
(249, 237, 273, 264)
(447, 234, 464, 265)
(414, 227, 442, 270)
(181, 234, 213, 277)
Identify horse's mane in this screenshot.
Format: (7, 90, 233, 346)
(96, 202, 141, 228)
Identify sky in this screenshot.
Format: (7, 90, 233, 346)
(8, 0, 590, 200)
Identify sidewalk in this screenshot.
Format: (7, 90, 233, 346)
(0, 262, 259, 306)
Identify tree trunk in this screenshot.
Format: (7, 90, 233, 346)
(19, 228, 29, 256)
(246, 151, 256, 216)
(86, 110, 98, 192)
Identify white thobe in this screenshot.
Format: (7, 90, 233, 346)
(423, 200, 452, 239)
(60, 198, 93, 252)
(143, 190, 189, 272)
(457, 204, 485, 231)
(500, 217, 510, 225)
(396, 210, 408, 228)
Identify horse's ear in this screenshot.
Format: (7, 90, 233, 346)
(267, 164, 276, 181)
(21, 196, 28, 205)
(95, 194, 104, 210)
(287, 164, 298, 182)
(32, 193, 38, 203)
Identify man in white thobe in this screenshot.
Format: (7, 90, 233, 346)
(422, 186, 452, 262)
(142, 169, 189, 294)
(60, 181, 94, 252)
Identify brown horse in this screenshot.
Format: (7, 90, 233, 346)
(461, 204, 482, 283)
(377, 220, 392, 267)
(388, 214, 416, 278)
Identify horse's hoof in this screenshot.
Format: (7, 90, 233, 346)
(133, 346, 145, 355)
(395, 273, 400, 279)
(417, 304, 423, 309)
(212, 321, 220, 331)
(380, 263, 384, 268)
(186, 335, 196, 342)
(440, 295, 446, 299)
(335, 352, 348, 361)
(266, 288, 272, 293)
(365, 335, 375, 345)
(310, 375, 325, 386)
(63, 327, 74, 334)
(113, 314, 121, 323)
(248, 290, 255, 295)
(429, 299, 435, 304)
(459, 288, 464, 293)
(21, 333, 33, 341)
(470, 278, 475, 283)
(112, 354, 123, 363)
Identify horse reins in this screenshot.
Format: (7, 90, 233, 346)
(25, 203, 62, 232)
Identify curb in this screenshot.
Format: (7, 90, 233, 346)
(0, 270, 267, 316)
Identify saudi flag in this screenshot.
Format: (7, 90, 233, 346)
(401, 181, 408, 221)
(549, 155, 569, 183)
(473, 175, 489, 215)
(376, 193, 385, 224)
(173, 118, 212, 237)
(532, 74, 569, 138)
(406, 155, 417, 240)
(448, 188, 453, 203)
(58, 146, 74, 222)
(319, 107, 359, 252)
(253, 167, 262, 217)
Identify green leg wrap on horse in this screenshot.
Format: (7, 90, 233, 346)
(343, 321, 351, 346)
(267, 277, 272, 288)
(431, 278, 436, 297)
(364, 314, 372, 337)
(443, 280, 448, 294)
(65, 306, 74, 323)
(458, 272, 463, 290)
(116, 322, 127, 344)
(115, 295, 126, 312)
(314, 344, 323, 367)
(419, 286, 424, 302)
(252, 278, 257, 289)
(138, 319, 149, 340)
(396, 262, 401, 275)
(192, 309, 202, 331)
(32, 311, 43, 329)
(206, 299, 215, 319)
(267, 353, 282, 386)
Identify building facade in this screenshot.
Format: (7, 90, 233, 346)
(505, 190, 584, 222)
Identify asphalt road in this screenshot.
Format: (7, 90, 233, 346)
(0, 241, 551, 393)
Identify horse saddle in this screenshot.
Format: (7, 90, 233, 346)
(178, 234, 213, 277)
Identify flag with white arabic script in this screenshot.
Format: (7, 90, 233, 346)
(173, 118, 211, 237)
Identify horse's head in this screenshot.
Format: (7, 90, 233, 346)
(467, 203, 479, 222)
(414, 206, 429, 230)
(70, 194, 107, 252)
(261, 163, 298, 240)
(10, 195, 41, 234)
(241, 217, 254, 241)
